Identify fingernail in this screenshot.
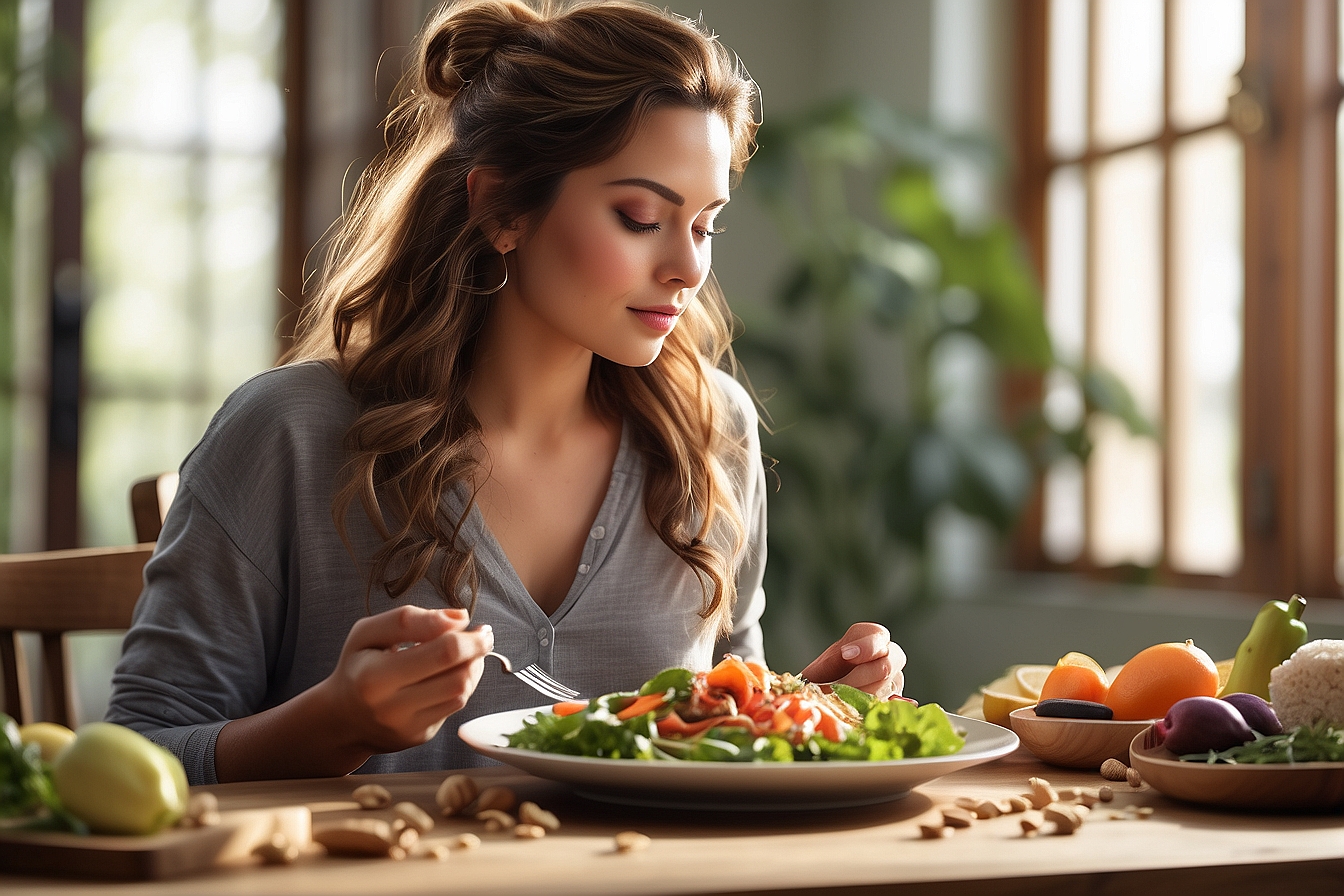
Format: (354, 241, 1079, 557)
(841, 644, 860, 660)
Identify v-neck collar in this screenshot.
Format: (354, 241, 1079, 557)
(447, 421, 637, 624)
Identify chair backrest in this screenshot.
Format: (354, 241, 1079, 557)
(130, 472, 179, 543)
(0, 543, 153, 727)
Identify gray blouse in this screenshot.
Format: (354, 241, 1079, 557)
(106, 361, 767, 784)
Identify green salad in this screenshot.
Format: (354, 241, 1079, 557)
(506, 655, 966, 762)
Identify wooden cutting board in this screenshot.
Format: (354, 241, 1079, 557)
(0, 805, 311, 881)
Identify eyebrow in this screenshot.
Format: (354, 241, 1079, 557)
(606, 177, 729, 210)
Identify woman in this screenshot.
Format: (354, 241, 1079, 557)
(107, 0, 904, 785)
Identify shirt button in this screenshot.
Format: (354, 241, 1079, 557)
(539, 638, 550, 646)
(590, 526, 605, 540)
(577, 563, 590, 574)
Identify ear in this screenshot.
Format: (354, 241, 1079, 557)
(466, 166, 523, 254)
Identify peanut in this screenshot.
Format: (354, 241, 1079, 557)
(1027, 777, 1058, 809)
(1042, 802, 1084, 835)
(919, 823, 952, 839)
(614, 831, 651, 853)
(1004, 795, 1031, 813)
(181, 792, 221, 828)
(1099, 758, 1129, 781)
(352, 783, 393, 810)
(393, 801, 435, 835)
(514, 823, 546, 839)
(973, 799, 1002, 819)
(476, 809, 515, 832)
(1126, 767, 1143, 788)
(940, 806, 975, 828)
(314, 818, 403, 858)
(1020, 817, 1043, 837)
(1098, 785, 1114, 802)
(435, 775, 478, 817)
(421, 843, 450, 861)
(472, 785, 517, 814)
(454, 833, 481, 850)
(518, 801, 560, 831)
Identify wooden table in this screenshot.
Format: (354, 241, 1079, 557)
(2, 747, 1341, 895)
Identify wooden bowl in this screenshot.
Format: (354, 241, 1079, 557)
(1128, 728, 1344, 811)
(1009, 707, 1153, 769)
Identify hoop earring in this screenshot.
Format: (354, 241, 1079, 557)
(468, 252, 509, 295)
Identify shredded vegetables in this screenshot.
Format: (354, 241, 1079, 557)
(506, 655, 966, 762)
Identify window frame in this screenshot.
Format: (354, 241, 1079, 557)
(1011, 0, 1343, 600)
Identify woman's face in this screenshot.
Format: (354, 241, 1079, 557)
(503, 106, 732, 368)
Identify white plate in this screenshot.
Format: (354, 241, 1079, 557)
(458, 706, 1019, 811)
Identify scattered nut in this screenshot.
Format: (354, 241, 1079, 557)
(394, 825, 420, 850)
(940, 806, 975, 828)
(453, 833, 481, 850)
(1135, 806, 1154, 817)
(472, 785, 517, 814)
(436, 775, 478, 817)
(181, 792, 221, 828)
(1097, 785, 1114, 802)
(1126, 768, 1143, 788)
(1056, 786, 1082, 801)
(1100, 758, 1129, 781)
(1027, 777, 1058, 809)
(1078, 791, 1100, 808)
(253, 832, 300, 865)
(518, 801, 560, 831)
(919, 823, 953, 839)
(352, 783, 393, 810)
(1005, 795, 1031, 813)
(314, 818, 404, 858)
(476, 809, 516, 832)
(954, 796, 979, 810)
(393, 801, 435, 835)
(973, 799, 1002, 819)
(514, 823, 546, 839)
(614, 831, 651, 853)
(1020, 817, 1043, 837)
(1042, 802, 1083, 835)
(420, 843, 450, 861)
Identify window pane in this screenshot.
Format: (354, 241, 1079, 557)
(1048, 0, 1088, 158)
(1169, 129, 1243, 575)
(1089, 147, 1164, 566)
(81, 0, 283, 546)
(1171, 0, 1244, 131)
(1046, 164, 1087, 363)
(1093, 0, 1164, 149)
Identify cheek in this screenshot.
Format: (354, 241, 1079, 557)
(552, 221, 639, 292)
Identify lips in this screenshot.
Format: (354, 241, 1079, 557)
(629, 305, 681, 333)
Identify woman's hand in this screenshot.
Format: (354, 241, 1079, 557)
(799, 622, 906, 700)
(325, 605, 494, 755)
(214, 605, 493, 781)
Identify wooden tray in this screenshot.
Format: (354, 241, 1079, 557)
(0, 806, 311, 881)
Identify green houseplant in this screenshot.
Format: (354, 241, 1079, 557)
(735, 97, 1152, 667)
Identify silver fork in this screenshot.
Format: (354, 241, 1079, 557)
(486, 652, 581, 701)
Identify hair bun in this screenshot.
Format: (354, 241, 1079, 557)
(422, 0, 540, 100)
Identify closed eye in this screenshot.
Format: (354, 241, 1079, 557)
(618, 211, 660, 234)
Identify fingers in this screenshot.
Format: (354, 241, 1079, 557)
(346, 605, 470, 652)
(799, 622, 892, 684)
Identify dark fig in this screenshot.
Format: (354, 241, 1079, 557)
(1154, 696, 1254, 755)
(1035, 698, 1113, 720)
(1219, 692, 1283, 735)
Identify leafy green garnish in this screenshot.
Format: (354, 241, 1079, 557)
(638, 668, 694, 703)
(506, 704, 656, 759)
(0, 713, 86, 834)
(817, 701, 965, 761)
(831, 683, 875, 716)
(1181, 722, 1344, 764)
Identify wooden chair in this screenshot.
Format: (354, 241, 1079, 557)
(130, 471, 178, 543)
(0, 543, 154, 726)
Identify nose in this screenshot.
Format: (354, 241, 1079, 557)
(656, 229, 709, 289)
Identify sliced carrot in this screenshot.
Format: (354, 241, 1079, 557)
(705, 656, 760, 707)
(551, 701, 588, 717)
(745, 660, 770, 687)
(615, 693, 667, 721)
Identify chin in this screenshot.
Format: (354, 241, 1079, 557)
(598, 342, 665, 368)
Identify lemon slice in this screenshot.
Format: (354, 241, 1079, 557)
(1012, 665, 1054, 700)
(1057, 651, 1106, 674)
(981, 689, 1036, 727)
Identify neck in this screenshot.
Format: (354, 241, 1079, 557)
(467, 295, 598, 437)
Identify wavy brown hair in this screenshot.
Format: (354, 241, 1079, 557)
(283, 0, 760, 630)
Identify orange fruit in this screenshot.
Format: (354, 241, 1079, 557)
(1038, 652, 1110, 704)
(1103, 639, 1219, 721)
